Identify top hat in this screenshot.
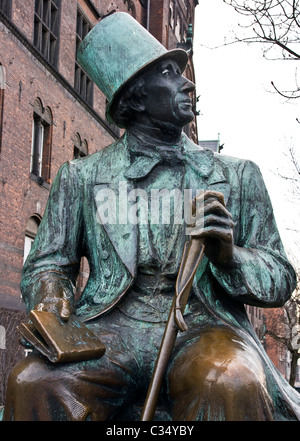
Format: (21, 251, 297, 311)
(77, 12, 188, 124)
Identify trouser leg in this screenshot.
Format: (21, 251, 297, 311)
(3, 327, 138, 421)
(3, 352, 132, 421)
(168, 326, 274, 421)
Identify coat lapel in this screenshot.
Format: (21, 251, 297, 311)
(183, 134, 231, 204)
(207, 163, 231, 205)
(93, 138, 137, 278)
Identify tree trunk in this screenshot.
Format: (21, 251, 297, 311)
(289, 352, 298, 387)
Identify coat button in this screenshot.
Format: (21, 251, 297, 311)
(102, 250, 109, 260)
(104, 268, 111, 278)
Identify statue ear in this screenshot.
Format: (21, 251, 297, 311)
(128, 96, 146, 113)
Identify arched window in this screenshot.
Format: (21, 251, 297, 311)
(31, 98, 53, 185)
(124, 0, 136, 18)
(73, 132, 88, 159)
(23, 215, 41, 263)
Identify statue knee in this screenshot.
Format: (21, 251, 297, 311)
(169, 343, 257, 398)
(170, 328, 264, 393)
(4, 354, 60, 421)
(168, 328, 273, 420)
(7, 354, 50, 393)
(206, 357, 264, 397)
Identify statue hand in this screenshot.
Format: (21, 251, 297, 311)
(190, 190, 235, 267)
(34, 281, 73, 322)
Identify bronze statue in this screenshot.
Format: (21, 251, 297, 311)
(3, 12, 300, 421)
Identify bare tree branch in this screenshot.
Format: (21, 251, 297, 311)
(224, 0, 300, 59)
(271, 80, 300, 98)
(224, 0, 300, 98)
(266, 145, 300, 385)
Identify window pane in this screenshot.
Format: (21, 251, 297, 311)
(41, 122, 51, 182)
(51, 4, 58, 34)
(81, 70, 87, 101)
(34, 18, 42, 51)
(76, 12, 83, 38)
(0, 0, 12, 17)
(34, 0, 60, 67)
(31, 117, 44, 176)
(75, 9, 93, 105)
(24, 236, 34, 263)
(86, 79, 93, 104)
(74, 64, 81, 93)
(43, 0, 50, 27)
(24, 216, 41, 263)
(42, 27, 50, 59)
(82, 21, 90, 40)
(35, 0, 42, 16)
(50, 36, 57, 65)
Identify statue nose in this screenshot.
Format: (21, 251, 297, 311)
(180, 78, 195, 93)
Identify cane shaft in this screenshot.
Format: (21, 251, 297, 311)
(140, 239, 205, 421)
(140, 301, 178, 421)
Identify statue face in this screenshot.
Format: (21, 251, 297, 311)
(141, 59, 195, 128)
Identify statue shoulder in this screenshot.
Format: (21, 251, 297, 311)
(183, 133, 262, 180)
(214, 152, 262, 176)
(66, 136, 127, 178)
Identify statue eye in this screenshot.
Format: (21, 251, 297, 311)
(161, 68, 170, 76)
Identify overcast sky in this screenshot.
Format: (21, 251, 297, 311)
(193, 0, 300, 262)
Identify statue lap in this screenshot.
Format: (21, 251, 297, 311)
(3, 311, 273, 421)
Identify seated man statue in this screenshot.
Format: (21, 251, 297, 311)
(3, 12, 300, 421)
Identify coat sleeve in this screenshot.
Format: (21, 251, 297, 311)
(21, 161, 84, 313)
(209, 159, 297, 307)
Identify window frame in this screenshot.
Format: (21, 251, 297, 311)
(33, 0, 61, 67)
(0, 0, 12, 18)
(30, 99, 53, 186)
(73, 132, 88, 159)
(74, 7, 94, 106)
(23, 215, 41, 264)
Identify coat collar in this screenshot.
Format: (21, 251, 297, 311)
(123, 131, 217, 181)
(95, 132, 225, 184)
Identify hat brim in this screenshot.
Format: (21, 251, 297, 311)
(106, 48, 189, 126)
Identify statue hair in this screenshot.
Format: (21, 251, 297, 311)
(110, 76, 148, 128)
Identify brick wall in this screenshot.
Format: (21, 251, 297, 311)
(0, 2, 117, 404)
(0, 5, 116, 307)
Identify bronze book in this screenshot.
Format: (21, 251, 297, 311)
(18, 310, 106, 363)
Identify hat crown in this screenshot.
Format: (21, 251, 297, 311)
(77, 12, 188, 122)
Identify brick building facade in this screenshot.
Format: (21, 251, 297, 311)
(0, 0, 198, 405)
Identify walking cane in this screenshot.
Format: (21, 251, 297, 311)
(140, 237, 205, 421)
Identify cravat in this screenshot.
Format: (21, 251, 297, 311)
(124, 142, 214, 181)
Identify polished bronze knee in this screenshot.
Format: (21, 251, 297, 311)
(3, 352, 124, 421)
(168, 327, 274, 421)
(3, 354, 55, 421)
